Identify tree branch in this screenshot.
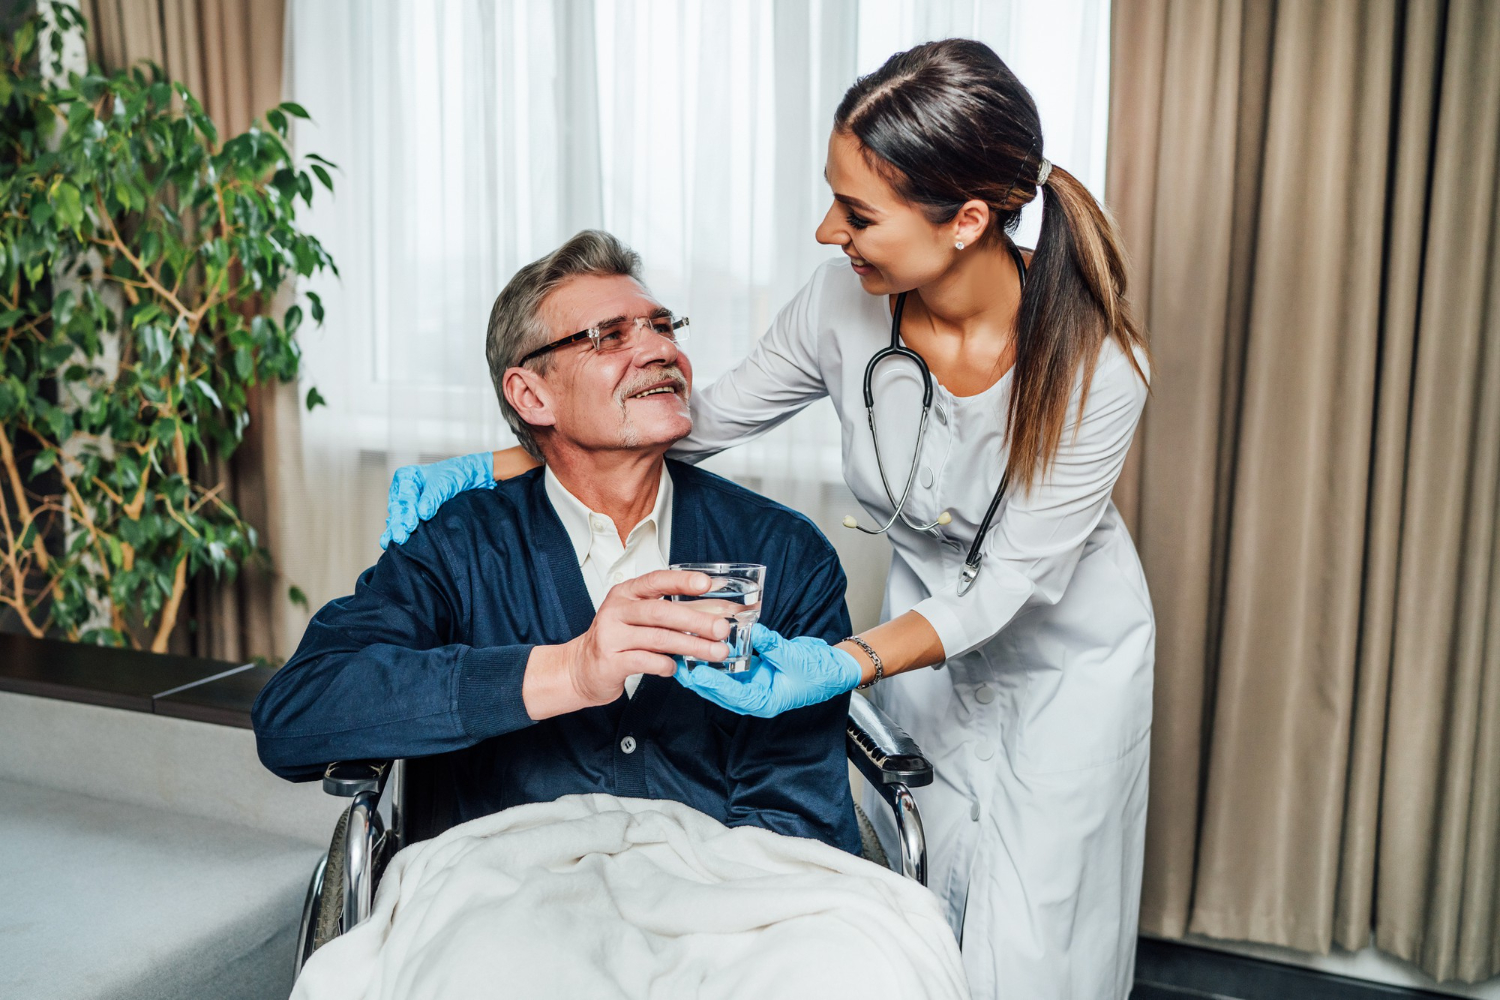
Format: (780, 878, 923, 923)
(150, 552, 187, 653)
(0, 427, 49, 573)
(92, 190, 193, 319)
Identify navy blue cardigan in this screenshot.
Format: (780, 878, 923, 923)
(252, 461, 859, 853)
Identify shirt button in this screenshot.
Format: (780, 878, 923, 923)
(920, 465, 935, 489)
(975, 685, 995, 704)
(610, 571, 625, 584)
(590, 516, 608, 533)
(620, 736, 637, 754)
(970, 802, 980, 821)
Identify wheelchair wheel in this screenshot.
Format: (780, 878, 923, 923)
(854, 801, 890, 870)
(312, 804, 352, 953)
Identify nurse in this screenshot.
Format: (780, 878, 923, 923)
(382, 40, 1153, 1000)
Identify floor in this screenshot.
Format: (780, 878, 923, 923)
(1133, 939, 1459, 1000)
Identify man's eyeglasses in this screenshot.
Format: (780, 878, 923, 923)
(517, 312, 690, 365)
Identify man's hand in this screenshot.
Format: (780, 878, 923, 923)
(522, 570, 738, 719)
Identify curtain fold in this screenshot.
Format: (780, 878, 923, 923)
(1110, 0, 1500, 983)
(83, 0, 294, 662)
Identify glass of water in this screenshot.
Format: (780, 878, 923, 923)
(669, 562, 765, 673)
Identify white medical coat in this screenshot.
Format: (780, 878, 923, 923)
(671, 259, 1155, 1000)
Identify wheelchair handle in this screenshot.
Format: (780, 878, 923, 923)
(322, 760, 392, 798)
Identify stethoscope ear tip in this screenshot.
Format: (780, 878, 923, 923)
(842, 515, 860, 529)
(937, 511, 952, 525)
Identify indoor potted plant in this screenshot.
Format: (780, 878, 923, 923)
(1, 2, 335, 651)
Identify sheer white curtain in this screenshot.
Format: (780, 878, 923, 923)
(279, 0, 1110, 650)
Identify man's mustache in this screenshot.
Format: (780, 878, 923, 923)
(616, 367, 689, 405)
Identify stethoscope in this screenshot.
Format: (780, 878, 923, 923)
(843, 240, 1027, 598)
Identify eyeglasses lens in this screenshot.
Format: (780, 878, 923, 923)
(593, 314, 683, 352)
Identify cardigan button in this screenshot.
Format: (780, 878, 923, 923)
(620, 736, 637, 754)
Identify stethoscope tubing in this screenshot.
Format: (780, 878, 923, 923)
(851, 241, 1027, 597)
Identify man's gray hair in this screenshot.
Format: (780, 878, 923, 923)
(485, 230, 644, 459)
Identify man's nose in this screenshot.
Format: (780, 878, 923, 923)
(633, 325, 679, 366)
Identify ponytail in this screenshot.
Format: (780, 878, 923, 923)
(1009, 165, 1149, 488)
(835, 38, 1150, 492)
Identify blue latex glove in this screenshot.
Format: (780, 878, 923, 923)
(379, 451, 495, 549)
(673, 623, 862, 718)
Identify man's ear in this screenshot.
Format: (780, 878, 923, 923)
(502, 367, 558, 429)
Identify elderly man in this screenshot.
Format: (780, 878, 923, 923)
(252, 231, 859, 851)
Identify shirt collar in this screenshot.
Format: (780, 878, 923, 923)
(543, 464, 674, 567)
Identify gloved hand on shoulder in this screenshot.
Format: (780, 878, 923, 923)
(379, 451, 495, 549)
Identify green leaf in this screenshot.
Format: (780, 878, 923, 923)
(278, 101, 311, 119)
(234, 346, 253, 380)
(31, 449, 58, 476)
(53, 289, 77, 326)
(139, 229, 162, 267)
(41, 339, 75, 368)
(293, 240, 317, 276)
(0, 309, 23, 327)
(283, 304, 303, 335)
(194, 378, 222, 410)
(129, 302, 164, 329)
(311, 164, 334, 192)
(307, 291, 324, 324)
(53, 181, 84, 231)
(288, 584, 309, 610)
(66, 101, 93, 130)
(14, 18, 36, 59)
(305, 386, 327, 411)
(266, 108, 287, 135)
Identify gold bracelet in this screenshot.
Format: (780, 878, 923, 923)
(845, 635, 884, 690)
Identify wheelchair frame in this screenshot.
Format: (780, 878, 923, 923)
(294, 694, 933, 976)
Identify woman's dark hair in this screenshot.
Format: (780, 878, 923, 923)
(835, 39, 1149, 489)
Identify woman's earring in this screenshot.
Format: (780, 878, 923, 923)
(955, 241, 965, 250)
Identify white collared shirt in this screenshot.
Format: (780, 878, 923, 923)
(544, 466, 674, 698)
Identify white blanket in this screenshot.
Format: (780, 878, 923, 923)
(294, 794, 969, 1000)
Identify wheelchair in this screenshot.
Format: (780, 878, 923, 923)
(293, 695, 933, 975)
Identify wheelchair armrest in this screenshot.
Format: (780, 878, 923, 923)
(846, 695, 933, 793)
(321, 760, 393, 798)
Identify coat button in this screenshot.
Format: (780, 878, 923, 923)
(970, 802, 980, 821)
(920, 465, 935, 489)
(974, 743, 995, 761)
(620, 736, 637, 754)
(935, 402, 948, 425)
(975, 685, 995, 704)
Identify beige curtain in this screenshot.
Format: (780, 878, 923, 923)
(1109, 0, 1500, 984)
(84, 0, 299, 662)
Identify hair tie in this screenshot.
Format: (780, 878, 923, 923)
(1036, 158, 1052, 187)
